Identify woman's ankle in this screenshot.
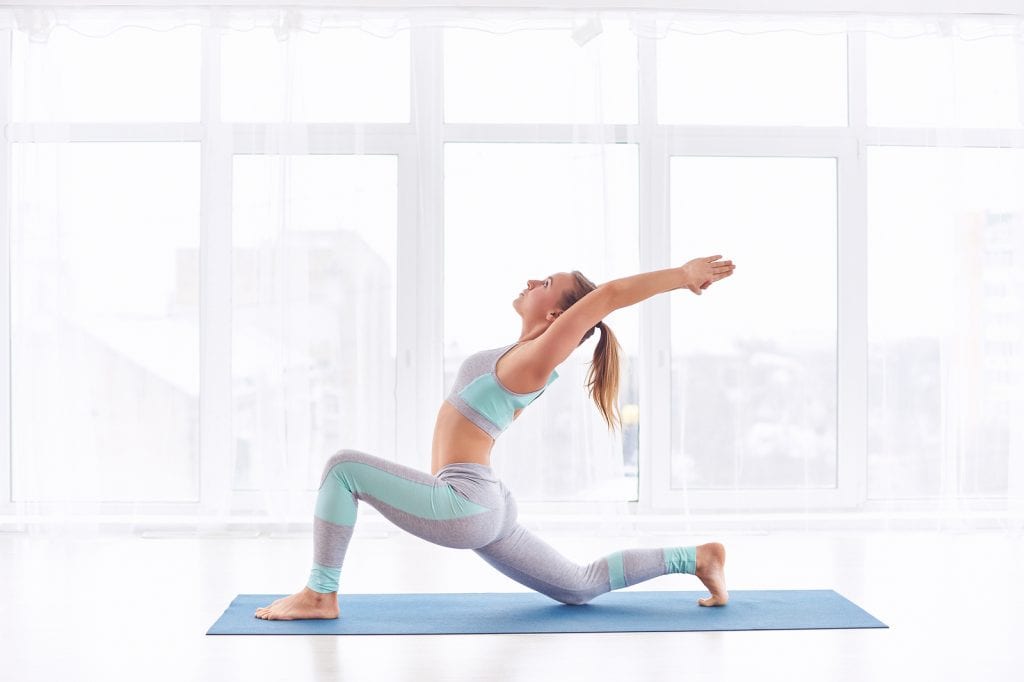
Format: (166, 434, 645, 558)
(303, 585, 337, 599)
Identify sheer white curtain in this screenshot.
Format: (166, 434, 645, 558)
(2, 3, 1022, 535)
(656, 12, 1024, 536)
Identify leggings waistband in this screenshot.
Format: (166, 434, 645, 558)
(436, 461, 498, 481)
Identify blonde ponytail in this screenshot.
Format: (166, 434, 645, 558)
(560, 274, 622, 433)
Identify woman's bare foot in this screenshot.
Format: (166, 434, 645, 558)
(254, 586, 340, 620)
(695, 542, 729, 606)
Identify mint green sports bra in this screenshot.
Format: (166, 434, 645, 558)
(444, 342, 559, 439)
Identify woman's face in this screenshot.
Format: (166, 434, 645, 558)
(513, 272, 573, 321)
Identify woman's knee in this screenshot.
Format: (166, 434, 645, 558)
(323, 448, 355, 471)
(558, 590, 594, 606)
(319, 448, 365, 486)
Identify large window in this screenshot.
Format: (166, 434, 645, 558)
(3, 8, 1022, 522)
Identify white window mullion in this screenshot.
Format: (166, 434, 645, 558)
(394, 135, 420, 469)
(866, 126, 1024, 147)
(405, 23, 445, 469)
(0, 27, 12, 518)
(1009, 34, 1024, 510)
(840, 27, 869, 510)
(443, 122, 633, 144)
(198, 25, 235, 518)
(3, 122, 205, 143)
(229, 123, 412, 153)
(636, 18, 675, 516)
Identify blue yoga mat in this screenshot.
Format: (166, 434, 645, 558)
(207, 590, 887, 635)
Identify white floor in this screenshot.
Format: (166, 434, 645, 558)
(2, 525, 1022, 682)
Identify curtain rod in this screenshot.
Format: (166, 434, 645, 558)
(0, 1, 1022, 17)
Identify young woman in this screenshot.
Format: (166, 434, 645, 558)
(255, 255, 737, 620)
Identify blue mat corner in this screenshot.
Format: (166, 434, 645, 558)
(207, 589, 888, 635)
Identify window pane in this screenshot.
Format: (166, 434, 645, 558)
(444, 143, 640, 499)
(867, 147, 1024, 498)
(670, 156, 838, 489)
(11, 26, 200, 122)
(11, 143, 201, 501)
(445, 20, 638, 124)
(658, 22, 847, 126)
(221, 28, 409, 123)
(866, 33, 1021, 129)
(231, 155, 398, 491)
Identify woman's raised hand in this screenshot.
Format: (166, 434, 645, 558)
(681, 255, 736, 295)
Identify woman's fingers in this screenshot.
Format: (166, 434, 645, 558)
(692, 256, 735, 290)
(711, 264, 735, 281)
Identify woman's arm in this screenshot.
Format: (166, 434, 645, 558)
(606, 255, 734, 310)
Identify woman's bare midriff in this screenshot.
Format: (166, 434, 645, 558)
(430, 402, 503, 476)
(429, 342, 538, 476)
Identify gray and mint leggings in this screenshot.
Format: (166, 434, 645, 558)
(307, 448, 698, 605)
